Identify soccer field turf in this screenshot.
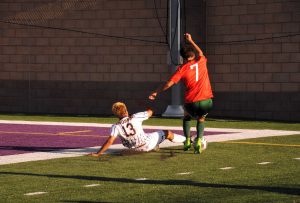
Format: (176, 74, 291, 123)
(1, 133, 299, 203)
(0, 115, 299, 202)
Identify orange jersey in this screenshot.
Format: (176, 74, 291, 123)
(170, 56, 213, 103)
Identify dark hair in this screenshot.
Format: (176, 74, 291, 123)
(180, 45, 195, 60)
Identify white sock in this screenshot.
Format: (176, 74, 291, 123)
(171, 134, 186, 143)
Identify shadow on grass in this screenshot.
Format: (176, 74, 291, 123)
(62, 201, 111, 203)
(1, 171, 299, 196)
(111, 148, 191, 161)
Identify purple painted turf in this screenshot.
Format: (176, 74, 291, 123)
(0, 123, 232, 156)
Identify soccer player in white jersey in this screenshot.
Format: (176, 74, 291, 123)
(88, 102, 186, 157)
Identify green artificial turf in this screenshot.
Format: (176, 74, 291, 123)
(1, 135, 299, 203)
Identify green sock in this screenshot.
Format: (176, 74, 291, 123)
(197, 121, 205, 139)
(183, 118, 191, 139)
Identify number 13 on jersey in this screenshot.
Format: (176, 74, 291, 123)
(122, 123, 136, 137)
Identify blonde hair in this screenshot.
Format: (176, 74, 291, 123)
(112, 102, 128, 117)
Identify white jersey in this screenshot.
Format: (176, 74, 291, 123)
(110, 111, 151, 149)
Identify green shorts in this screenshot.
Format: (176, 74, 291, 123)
(184, 99, 213, 119)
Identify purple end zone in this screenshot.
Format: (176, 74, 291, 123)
(0, 123, 232, 156)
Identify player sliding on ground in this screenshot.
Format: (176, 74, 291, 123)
(88, 102, 186, 157)
(149, 33, 213, 154)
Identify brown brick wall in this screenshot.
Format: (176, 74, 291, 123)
(0, 0, 169, 83)
(0, 0, 172, 115)
(0, 80, 170, 115)
(0, 0, 299, 121)
(207, 0, 300, 121)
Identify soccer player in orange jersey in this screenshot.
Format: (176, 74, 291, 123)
(149, 33, 213, 154)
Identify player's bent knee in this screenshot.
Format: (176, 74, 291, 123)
(163, 130, 173, 140)
(198, 117, 205, 122)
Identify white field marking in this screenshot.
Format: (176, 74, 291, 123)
(257, 162, 272, 165)
(24, 192, 47, 196)
(1, 120, 299, 136)
(0, 145, 124, 165)
(135, 178, 148, 181)
(223, 141, 300, 148)
(0, 120, 111, 128)
(83, 184, 100, 187)
(176, 172, 193, 175)
(293, 158, 300, 160)
(220, 167, 234, 170)
(1, 120, 299, 165)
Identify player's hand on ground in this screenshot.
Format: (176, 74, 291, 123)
(87, 153, 100, 157)
(149, 92, 157, 100)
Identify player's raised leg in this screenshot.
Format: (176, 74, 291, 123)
(164, 130, 186, 143)
(140, 130, 185, 152)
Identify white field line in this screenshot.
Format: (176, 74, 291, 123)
(24, 192, 47, 196)
(176, 172, 193, 175)
(0, 120, 299, 165)
(83, 184, 100, 187)
(0, 120, 112, 128)
(294, 158, 300, 160)
(1, 119, 299, 135)
(220, 167, 234, 170)
(0, 145, 124, 165)
(135, 178, 148, 181)
(257, 162, 272, 165)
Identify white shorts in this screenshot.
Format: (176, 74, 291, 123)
(135, 130, 166, 152)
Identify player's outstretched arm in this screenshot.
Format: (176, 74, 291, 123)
(88, 136, 116, 157)
(185, 33, 204, 57)
(149, 80, 174, 100)
(146, 108, 153, 117)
